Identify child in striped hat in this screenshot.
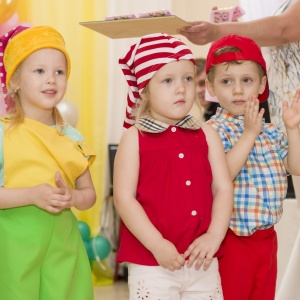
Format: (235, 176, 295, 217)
(113, 32, 234, 299)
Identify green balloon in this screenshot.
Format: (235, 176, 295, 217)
(83, 240, 94, 260)
(78, 221, 91, 241)
(91, 236, 111, 260)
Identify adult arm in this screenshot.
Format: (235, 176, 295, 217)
(178, 0, 300, 47)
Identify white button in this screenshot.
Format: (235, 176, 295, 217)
(171, 127, 176, 132)
(179, 153, 184, 158)
(186, 180, 191, 186)
(191, 210, 197, 216)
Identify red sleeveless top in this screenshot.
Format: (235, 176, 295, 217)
(117, 125, 222, 265)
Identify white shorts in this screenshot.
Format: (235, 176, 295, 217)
(128, 258, 223, 300)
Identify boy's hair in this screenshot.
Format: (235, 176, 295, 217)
(207, 46, 265, 83)
(205, 34, 269, 102)
(119, 33, 195, 129)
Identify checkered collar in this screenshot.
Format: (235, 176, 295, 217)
(135, 115, 202, 133)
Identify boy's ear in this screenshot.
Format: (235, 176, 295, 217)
(259, 76, 267, 95)
(205, 79, 216, 97)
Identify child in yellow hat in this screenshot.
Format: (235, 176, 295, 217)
(0, 26, 96, 300)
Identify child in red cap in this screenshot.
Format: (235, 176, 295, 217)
(205, 34, 300, 300)
(114, 33, 234, 299)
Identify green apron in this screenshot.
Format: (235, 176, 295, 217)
(0, 118, 95, 300)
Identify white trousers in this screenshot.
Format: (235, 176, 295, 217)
(128, 258, 223, 300)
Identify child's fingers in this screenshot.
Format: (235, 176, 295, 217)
(245, 96, 259, 119)
(282, 100, 289, 112)
(257, 108, 265, 120)
(55, 171, 67, 193)
(293, 89, 300, 102)
(202, 256, 213, 271)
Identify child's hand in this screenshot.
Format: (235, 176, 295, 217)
(31, 171, 72, 213)
(282, 89, 300, 129)
(243, 96, 264, 137)
(183, 232, 222, 271)
(151, 238, 185, 271)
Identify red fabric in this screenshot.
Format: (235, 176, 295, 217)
(0, 26, 29, 112)
(206, 34, 269, 103)
(117, 126, 224, 265)
(218, 227, 277, 300)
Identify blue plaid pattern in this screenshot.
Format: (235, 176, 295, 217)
(207, 108, 288, 236)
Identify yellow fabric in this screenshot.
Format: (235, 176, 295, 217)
(4, 26, 71, 86)
(16, 1, 109, 286)
(17, 0, 108, 239)
(2, 117, 94, 189)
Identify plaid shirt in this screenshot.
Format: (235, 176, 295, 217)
(207, 108, 288, 236)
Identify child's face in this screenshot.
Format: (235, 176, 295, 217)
(206, 61, 266, 116)
(195, 69, 210, 109)
(147, 60, 196, 125)
(14, 48, 68, 118)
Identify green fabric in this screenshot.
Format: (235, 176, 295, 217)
(0, 120, 3, 186)
(0, 122, 93, 299)
(0, 207, 93, 300)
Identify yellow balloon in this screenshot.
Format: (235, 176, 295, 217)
(0, 0, 18, 23)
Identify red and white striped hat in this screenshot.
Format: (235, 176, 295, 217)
(119, 33, 195, 129)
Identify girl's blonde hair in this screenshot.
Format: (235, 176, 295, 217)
(133, 86, 151, 121)
(6, 63, 65, 133)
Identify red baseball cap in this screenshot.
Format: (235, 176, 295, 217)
(206, 34, 269, 102)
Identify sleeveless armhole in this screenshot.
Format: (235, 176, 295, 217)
(0, 120, 4, 187)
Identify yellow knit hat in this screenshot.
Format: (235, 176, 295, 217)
(3, 26, 71, 87)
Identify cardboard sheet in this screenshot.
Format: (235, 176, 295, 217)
(79, 16, 191, 39)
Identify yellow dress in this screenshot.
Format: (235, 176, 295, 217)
(0, 118, 96, 300)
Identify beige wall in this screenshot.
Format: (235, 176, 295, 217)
(172, 0, 239, 58)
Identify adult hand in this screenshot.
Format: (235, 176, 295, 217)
(178, 21, 218, 45)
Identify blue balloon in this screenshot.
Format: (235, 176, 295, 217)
(91, 236, 111, 260)
(78, 221, 91, 241)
